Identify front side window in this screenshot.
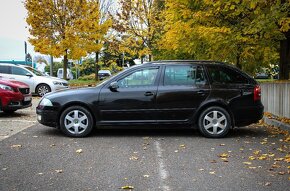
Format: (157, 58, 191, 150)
(0, 65, 10, 74)
(24, 66, 44, 76)
(164, 65, 206, 86)
(118, 68, 159, 88)
(207, 65, 248, 84)
(12, 66, 29, 76)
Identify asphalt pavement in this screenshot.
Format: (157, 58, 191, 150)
(0, 98, 289, 190)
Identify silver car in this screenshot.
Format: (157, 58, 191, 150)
(0, 63, 68, 96)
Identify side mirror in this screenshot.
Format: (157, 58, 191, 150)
(26, 73, 33, 77)
(109, 81, 119, 91)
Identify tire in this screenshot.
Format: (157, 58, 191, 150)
(36, 84, 51, 97)
(198, 106, 231, 138)
(59, 106, 93, 137)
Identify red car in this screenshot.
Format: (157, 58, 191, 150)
(0, 78, 32, 113)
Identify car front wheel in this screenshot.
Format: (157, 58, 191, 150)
(36, 84, 51, 97)
(59, 106, 93, 137)
(198, 106, 231, 138)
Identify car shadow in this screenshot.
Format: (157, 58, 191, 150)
(39, 125, 270, 139)
(0, 111, 31, 118)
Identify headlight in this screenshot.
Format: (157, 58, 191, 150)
(53, 81, 62, 85)
(39, 98, 53, 107)
(0, 84, 14, 91)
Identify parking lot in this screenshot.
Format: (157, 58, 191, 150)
(0, 97, 40, 141)
(0, 97, 289, 191)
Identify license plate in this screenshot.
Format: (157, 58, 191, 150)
(24, 96, 32, 101)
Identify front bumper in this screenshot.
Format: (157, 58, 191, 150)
(1, 93, 32, 111)
(36, 107, 58, 128)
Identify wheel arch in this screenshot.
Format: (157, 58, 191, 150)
(57, 101, 96, 128)
(35, 83, 51, 94)
(193, 100, 235, 128)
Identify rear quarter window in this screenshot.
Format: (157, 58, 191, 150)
(207, 65, 249, 84)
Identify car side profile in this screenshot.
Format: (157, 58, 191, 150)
(36, 60, 264, 138)
(0, 63, 68, 96)
(0, 78, 32, 113)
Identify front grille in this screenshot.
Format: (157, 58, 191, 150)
(18, 88, 30, 95)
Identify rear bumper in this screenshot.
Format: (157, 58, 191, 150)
(234, 104, 264, 127)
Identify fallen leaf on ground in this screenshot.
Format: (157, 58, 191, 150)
(55, 170, 63, 173)
(143, 175, 149, 178)
(129, 156, 138, 161)
(11, 145, 22, 148)
(209, 171, 216, 174)
(179, 144, 186, 148)
(243, 162, 252, 165)
(219, 153, 229, 158)
(121, 185, 134, 189)
(265, 182, 271, 186)
(76, 149, 83, 154)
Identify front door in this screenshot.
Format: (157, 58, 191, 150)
(98, 67, 160, 125)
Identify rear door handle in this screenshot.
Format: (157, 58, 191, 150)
(197, 90, 205, 95)
(144, 92, 154, 96)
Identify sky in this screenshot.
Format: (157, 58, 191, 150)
(0, 0, 35, 61)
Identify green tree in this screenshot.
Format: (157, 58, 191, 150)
(114, 0, 164, 62)
(25, 0, 111, 80)
(158, 0, 289, 78)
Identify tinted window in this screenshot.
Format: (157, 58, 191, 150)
(12, 66, 29, 76)
(207, 65, 248, 84)
(118, 68, 158, 88)
(164, 65, 206, 86)
(0, 65, 10, 74)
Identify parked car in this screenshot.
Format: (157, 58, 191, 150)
(0, 63, 68, 96)
(57, 68, 74, 80)
(98, 70, 111, 80)
(255, 72, 269, 79)
(0, 78, 32, 113)
(36, 60, 264, 138)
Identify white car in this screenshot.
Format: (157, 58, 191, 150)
(57, 68, 74, 80)
(0, 63, 68, 96)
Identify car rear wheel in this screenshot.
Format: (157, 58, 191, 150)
(59, 106, 93, 137)
(36, 84, 51, 97)
(198, 106, 231, 138)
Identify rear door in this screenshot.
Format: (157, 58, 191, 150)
(155, 64, 210, 123)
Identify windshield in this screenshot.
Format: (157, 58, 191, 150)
(24, 66, 45, 76)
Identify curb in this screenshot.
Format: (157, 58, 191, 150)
(263, 117, 290, 132)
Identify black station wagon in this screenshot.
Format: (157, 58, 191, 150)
(36, 60, 264, 138)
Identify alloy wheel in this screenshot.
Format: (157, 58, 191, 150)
(203, 110, 227, 135)
(64, 110, 88, 135)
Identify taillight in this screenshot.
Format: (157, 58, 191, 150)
(254, 85, 261, 101)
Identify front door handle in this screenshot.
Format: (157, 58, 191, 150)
(144, 92, 154, 96)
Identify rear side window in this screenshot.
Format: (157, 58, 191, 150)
(207, 65, 249, 84)
(164, 65, 206, 86)
(0, 65, 10, 74)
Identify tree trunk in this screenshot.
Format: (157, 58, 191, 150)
(63, 50, 68, 80)
(149, 54, 152, 61)
(279, 37, 290, 80)
(95, 51, 99, 81)
(236, 53, 242, 70)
